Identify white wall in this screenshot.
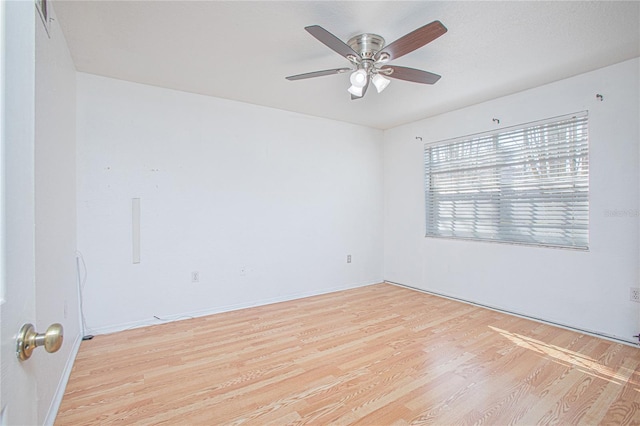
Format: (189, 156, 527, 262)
(76, 73, 384, 333)
(34, 3, 79, 424)
(384, 58, 640, 343)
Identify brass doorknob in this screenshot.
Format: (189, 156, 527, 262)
(16, 323, 64, 361)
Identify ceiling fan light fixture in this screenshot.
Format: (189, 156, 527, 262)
(372, 73, 390, 93)
(350, 69, 368, 88)
(347, 84, 364, 97)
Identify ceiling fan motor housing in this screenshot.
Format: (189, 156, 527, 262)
(347, 33, 386, 60)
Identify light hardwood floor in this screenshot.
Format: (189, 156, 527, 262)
(56, 283, 640, 425)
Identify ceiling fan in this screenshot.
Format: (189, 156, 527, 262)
(286, 21, 447, 100)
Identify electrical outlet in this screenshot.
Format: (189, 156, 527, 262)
(630, 287, 640, 303)
(347, 255, 352, 263)
(239, 267, 246, 276)
(191, 271, 200, 283)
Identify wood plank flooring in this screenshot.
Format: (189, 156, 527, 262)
(55, 283, 640, 425)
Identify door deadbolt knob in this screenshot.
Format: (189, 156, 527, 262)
(16, 323, 64, 361)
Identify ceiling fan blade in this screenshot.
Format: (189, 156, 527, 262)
(381, 66, 441, 84)
(378, 21, 447, 61)
(286, 68, 351, 81)
(305, 25, 359, 60)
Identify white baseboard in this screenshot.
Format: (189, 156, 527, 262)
(387, 281, 640, 347)
(90, 280, 379, 336)
(43, 333, 82, 426)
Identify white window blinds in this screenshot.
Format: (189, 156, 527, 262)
(424, 112, 589, 249)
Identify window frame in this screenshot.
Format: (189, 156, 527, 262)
(424, 112, 590, 250)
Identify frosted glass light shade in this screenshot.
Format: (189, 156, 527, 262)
(372, 73, 390, 93)
(350, 69, 367, 87)
(348, 85, 364, 97)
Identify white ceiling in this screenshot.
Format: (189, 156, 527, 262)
(54, 1, 640, 130)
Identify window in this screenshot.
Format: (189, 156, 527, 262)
(424, 112, 589, 249)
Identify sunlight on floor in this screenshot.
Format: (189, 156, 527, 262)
(489, 326, 637, 387)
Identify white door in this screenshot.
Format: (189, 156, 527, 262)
(1, 1, 39, 424)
